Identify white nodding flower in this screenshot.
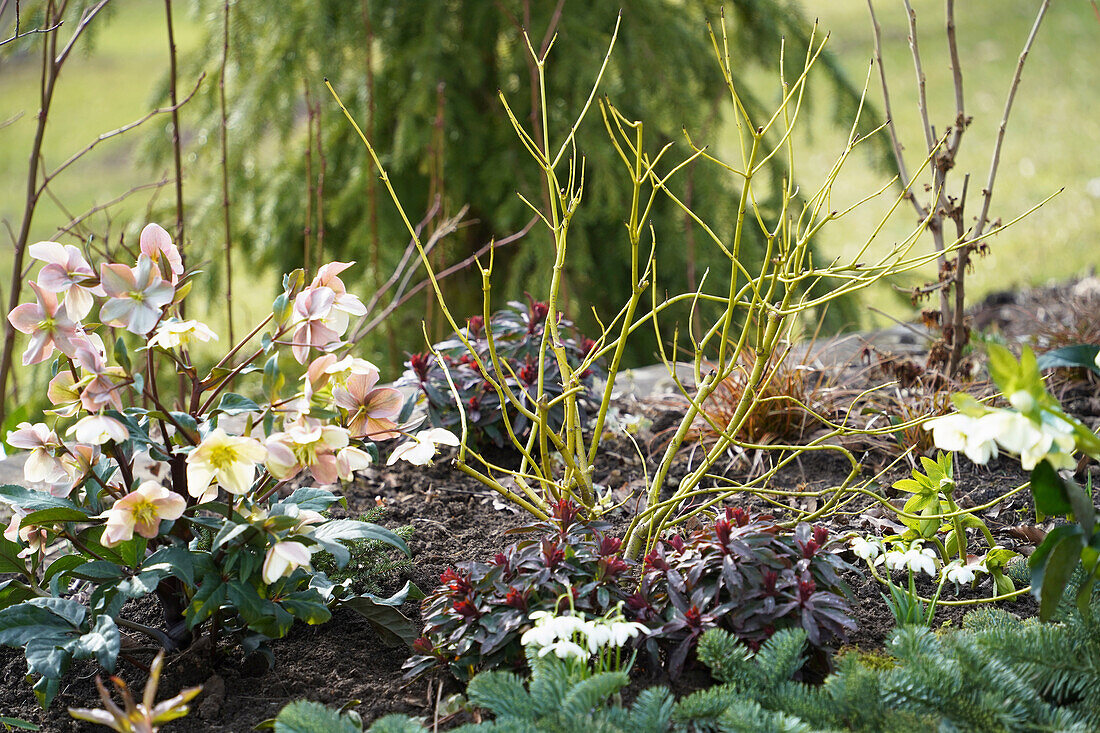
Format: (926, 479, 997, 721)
(942, 561, 984, 585)
(924, 413, 998, 465)
(901, 544, 939, 577)
(386, 428, 460, 466)
(68, 414, 128, 446)
(604, 619, 648, 647)
(521, 611, 587, 649)
(849, 536, 882, 562)
(149, 319, 218, 350)
(883, 549, 908, 572)
(536, 639, 590, 661)
(1008, 390, 1036, 413)
(262, 541, 313, 584)
(1095, 349, 1100, 370)
(984, 410, 1075, 471)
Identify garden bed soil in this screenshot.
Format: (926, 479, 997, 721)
(1, 278, 1097, 731)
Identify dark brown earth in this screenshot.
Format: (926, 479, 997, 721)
(1, 279, 1097, 731)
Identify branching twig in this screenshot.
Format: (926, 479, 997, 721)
(219, 0, 235, 343)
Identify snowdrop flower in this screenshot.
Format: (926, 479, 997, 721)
(537, 639, 590, 661)
(942, 561, 984, 585)
(139, 223, 184, 283)
(28, 240, 101, 320)
(520, 611, 587, 648)
(901, 544, 939, 577)
(603, 619, 648, 648)
(386, 428, 460, 466)
(149, 319, 218, 350)
(186, 428, 266, 501)
(924, 413, 998, 464)
(98, 481, 186, 547)
(68, 414, 128, 445)
(99, 255, 174, 335)
(6, 422, 67, 484)
(7, 281, 83, 365)
(883, 548, 909, 572)
(849, 536, 882, 562)
(262, 540, 313, 584)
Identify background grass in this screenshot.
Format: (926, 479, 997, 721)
(0, 0, 1096, 358)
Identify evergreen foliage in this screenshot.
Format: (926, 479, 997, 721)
(311, 507, 414, 596)
(342, 599, 1100, 732)
(161, 1, 879, 365)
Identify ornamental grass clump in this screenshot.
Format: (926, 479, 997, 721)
(0, 224, 452, 707)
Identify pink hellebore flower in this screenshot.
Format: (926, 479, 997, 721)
(4, 509, 50, 559)
(28, 241, 102, 320)
(68, 414, 128, 446)
(309, 261, 367, 334)
(265, 418, 350, 484)
(333, 370, 403, 440)
(386, 428, 460, 466)
(99, 255, 175, 335)
(262, 540, 313, 584)
(98, 481, 187, 547)
(139, 223, 184, 283)
(185, 428, 266, 502)
(303, 354, 378, 398)
(290, 287, 339, 364)
(6, 422, 67, 484)
(7, 281, 83, 365)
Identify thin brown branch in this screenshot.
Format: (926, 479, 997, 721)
(39, 73, 204, 190)
(0, 5, 62, 48)
(164, 0, 186, 276)
(971, 0, 1050, 241)
(902, 0, 935, 154)
(866, 0, 925, 219)
(355, 216, 537, 339)
(54, 177, 174, 240)
(53, 0, 109, 67)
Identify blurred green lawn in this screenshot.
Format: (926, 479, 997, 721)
(1, 0, 1096, 346)
(779, 0, 1100, 328)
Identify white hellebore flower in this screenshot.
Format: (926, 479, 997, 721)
(68, 414, 128, 445)
(262, 540, 313, 584)
(149, 319, 218, 349)
(983, 410, 1075, 471)
(849, 536, 882, 562)
(901, 544, 939, 577)
(98, 481, 187, 547)
(6, 422, 67, 484)
(386, 428, 460, 466)
(924, 413, 998, 465)
(186, 428, 267, 501)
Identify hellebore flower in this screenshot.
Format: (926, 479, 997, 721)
(6, 422, 67, 484)
(309, 261, 367, 334)
(139, 223, 184, 283)
(99, 255, 174, 335)
(7, 281, 83, 365)
(46, 371, 83, 418)
(333, 370, 403, 439)
(981, 410, 1075, 470)
(186, 428, 266, 501)
(924, 413, 999, 464)
(289, 287, 339, 364)
(68, 414, 128, 445)
(386, 428, 460, 466)
(28, 240, 101, 320)
(98, 481, 186, 547)
(4, 509, 49, 558)
(265, 418, 350, 484)
(149, 319, 218, 350)
(262, 540, 312, 584)
(335, 446, 373, 482)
